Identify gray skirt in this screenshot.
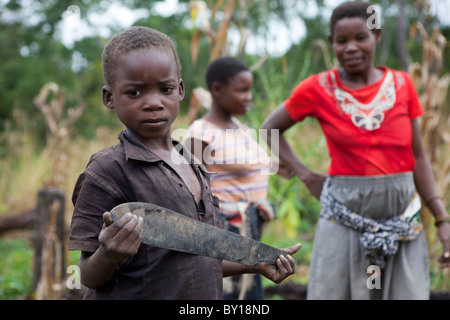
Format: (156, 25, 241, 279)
(307, 172, 430, 300)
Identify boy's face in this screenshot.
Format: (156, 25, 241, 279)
(103, 48, 184, 143)
(329, 17, 381, 75)
(212, 70, 253, 115)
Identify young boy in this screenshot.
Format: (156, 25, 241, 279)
(68, 26, 300, 300)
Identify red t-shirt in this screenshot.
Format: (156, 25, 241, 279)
(284, 67, 424, 176)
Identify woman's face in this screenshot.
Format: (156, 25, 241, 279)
(329, 17, 381, 75)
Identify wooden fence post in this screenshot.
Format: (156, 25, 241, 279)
(32, 186, 66, 300)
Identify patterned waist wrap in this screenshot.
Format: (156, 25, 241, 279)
(320, 177, 423, 269)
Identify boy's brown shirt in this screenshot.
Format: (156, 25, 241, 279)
(69, 130, 223, 299)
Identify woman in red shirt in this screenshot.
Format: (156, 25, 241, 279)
(262, 1, 450, 299)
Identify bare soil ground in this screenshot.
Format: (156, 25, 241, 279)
(264, 282, 450, 300)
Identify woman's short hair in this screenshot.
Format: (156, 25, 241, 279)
(330, 1, 376, 36)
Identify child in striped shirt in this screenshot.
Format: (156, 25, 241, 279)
(184, 57, 292, 300)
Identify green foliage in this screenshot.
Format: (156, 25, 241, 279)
(0, 239, 33, 300)
(0, 238, 82, 300)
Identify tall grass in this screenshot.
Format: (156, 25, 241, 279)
(0, 107, 119, 223)
(408, 21, 450, 291)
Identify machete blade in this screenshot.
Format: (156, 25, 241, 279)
(110, 202, 287, 266)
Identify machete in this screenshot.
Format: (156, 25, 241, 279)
(110, 202, 288, 266)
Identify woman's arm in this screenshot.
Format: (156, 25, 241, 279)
(261, 103, 326, 199)
(411, 119, 450, 266)
(411, 120, 447, 217)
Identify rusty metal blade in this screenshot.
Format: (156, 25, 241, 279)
(110, 202, 287, 266)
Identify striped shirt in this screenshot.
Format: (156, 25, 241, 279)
(184, 118, 271, 202)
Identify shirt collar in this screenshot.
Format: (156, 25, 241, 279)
(118, 130, 208, 171)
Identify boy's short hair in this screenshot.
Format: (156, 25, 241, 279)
(205, 57, 249, 91)
(102, 26, 181, 88)
(330, 1, 375, 36)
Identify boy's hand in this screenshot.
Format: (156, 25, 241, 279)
(258, 243, 301, 284)
(97, 211, 144, 266)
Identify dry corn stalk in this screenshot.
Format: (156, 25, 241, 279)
(185, 87, 213, 124)
(184, 1, 271, 125)
(187, 0, 254, 123)
(310, 39, 335, 70)
(408, 22, 450, 196)
(408, 21, 450, 280)
(33, 82, 86, 187)
(190, 0, 249, 64)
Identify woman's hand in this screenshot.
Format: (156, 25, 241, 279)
(436, 220, 450, 268)
(302, 171, 327, 199)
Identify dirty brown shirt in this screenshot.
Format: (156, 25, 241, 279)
(69, 131, 223, 300)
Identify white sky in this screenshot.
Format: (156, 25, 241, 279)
(58, 0, 333, 56)
(57, 0, 450, 57)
